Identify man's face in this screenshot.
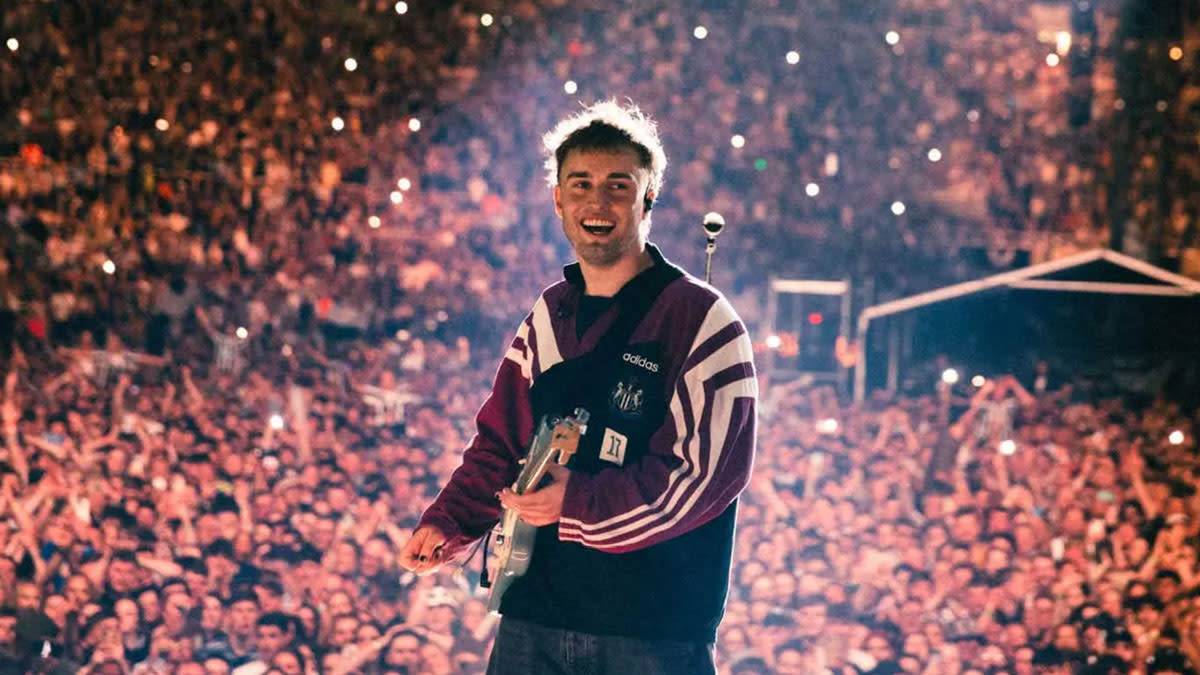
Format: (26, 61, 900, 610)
(255, 624, 288, 660)
(554, 148, 652, 269)
(229, 600, 259, 635)
(66, 576, 92, 608)
(796, 603, 827, 637)
(332, 617, 359, 646)
(865, 635, 893, 663)
(16, 582, 42, 610)
(385, 634, 421, 667)
(108, 559, 138, 592)
(775, 646, 806, 674)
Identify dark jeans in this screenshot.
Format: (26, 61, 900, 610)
(486, 617, 716, 675)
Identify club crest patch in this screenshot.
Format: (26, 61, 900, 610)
(609, 377, 644, 419)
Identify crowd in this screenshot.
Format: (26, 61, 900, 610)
(2, 322, 1200, 675)
(3, 0, 1200, 672)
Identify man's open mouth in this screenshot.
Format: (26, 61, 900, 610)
(582, 219, 616, 235)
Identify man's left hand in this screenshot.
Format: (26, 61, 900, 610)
(498, 463, 570, 526)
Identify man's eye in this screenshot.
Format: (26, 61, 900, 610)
(570, 181, 590, 190)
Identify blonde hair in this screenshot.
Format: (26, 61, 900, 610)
(542, 99, 668, 204)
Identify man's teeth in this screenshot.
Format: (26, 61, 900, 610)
(582, 219, 616, 234)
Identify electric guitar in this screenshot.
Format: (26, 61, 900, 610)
(485, 407, 590, 613)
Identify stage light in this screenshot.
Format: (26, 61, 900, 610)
(155, 118, 169, 131)
(390, 191, 404, 204)
(397, 177, 412, 191)
(344, 57, 358, 72)
(269, 414, 285, 430)
(395, 1, 408, 14)
(564, 80, 577, 94)
(693, 26, 708, 40)
(999, 440, 1016, 455)
(817, 418, 840, 434)
(808, 312, 823, 325)
(102, 259, 116, 275)
(891, 201, 906, 216)
(1114, 99, 1125, 111)
(1169, 430, 1185, 445)
(1055, 31, 1072, 56)
(972, 375, 986, 387)
(942, 368, 959, 385)
(765, 334, 782, 350)
(885, 31, 900, 45)
(236, 327, 248, 340)
(1156, 100, 1169, 112)
(331, 116, 345, 131)
(1170, 46, 1183, 61)
(824, 152, 839, 177)
(480, 13, 494, 27)
(754, 158, 767, 171)
(6, 38, 18, 52)
(805, 182, 820, 197)
(927, 148, 942, 162)
(281, 344, 293, 357)
(408, 117, 421, 132)
(967, 109, 980, 122)
(368, 216, 381, 229)
(1045, 53, 1060, 67)
(730, 134, 745, 149)
(786, 50, 800, 65)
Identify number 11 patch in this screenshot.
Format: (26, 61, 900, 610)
(600, 428, 627, 466)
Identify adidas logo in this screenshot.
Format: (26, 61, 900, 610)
(622, 353, 660, 373)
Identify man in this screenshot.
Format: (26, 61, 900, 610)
(232, 612, 294, 675)
(400, 100, 758, 673)
(223, 592, 260, 667)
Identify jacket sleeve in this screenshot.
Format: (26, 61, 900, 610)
(416, 313, 536, 560)
(557, 296, 758, 553)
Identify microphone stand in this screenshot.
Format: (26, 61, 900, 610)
(704, 236, 717, 284)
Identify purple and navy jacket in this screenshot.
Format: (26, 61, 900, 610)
(418, 244, 758, 641)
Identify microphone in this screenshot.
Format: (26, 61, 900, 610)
(702, 212, 725, 240)
(701, 212, 725, 284)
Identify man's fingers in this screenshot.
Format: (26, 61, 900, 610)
(400, 526, 446, 572)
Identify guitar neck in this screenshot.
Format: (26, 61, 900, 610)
(514, 422, 558, 495)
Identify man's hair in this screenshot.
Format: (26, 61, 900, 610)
(256, 611, 291, 631)
(542, 99, 667, 212)
(774, 638, 808, 658)
(227, 591, 259, 608)
(390, 627, 426, 645)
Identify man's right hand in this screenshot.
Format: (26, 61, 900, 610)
(400, 525, 447, 575)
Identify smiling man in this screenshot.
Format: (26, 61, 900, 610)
(400, 100, 758, 674)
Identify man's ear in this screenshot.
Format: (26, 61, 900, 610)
(553, 185, 563, 218)
(643, 189, 655, 213)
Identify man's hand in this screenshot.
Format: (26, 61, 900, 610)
(400, 525, 448, 576)
(498, 463, 570, 527)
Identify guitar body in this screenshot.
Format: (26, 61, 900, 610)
(486, 408, 589, 614)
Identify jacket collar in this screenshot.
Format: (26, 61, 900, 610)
(561, 243, 680, 300)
